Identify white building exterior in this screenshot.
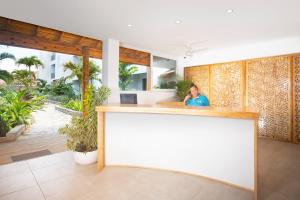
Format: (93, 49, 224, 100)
(38, 52, 77, 83)
(38, 52, 102, 92)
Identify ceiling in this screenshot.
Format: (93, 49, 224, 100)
(1, 0, 300, 57)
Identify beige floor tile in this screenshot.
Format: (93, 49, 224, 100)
(260, 187, 290, 200)
(0, 161, 30, 179)
(0, 172, 37, 196)
(26, 151, 72, 171)
(39, 173, 97, 200)
(31, 160, 82, 183)
(0, 139, 299, 200)
(193, 183, 252, 200)
(0, 186, 44, 200)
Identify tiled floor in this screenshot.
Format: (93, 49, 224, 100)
(0, 134, 67, 165)
(0, 139, 299, 200)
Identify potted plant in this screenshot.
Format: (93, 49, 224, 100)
(176, 80, 192, 101)
(59, 85, 111, 165)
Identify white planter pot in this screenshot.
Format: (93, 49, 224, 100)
(73, 150, 98, 165)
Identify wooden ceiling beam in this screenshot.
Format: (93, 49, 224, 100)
(56, 31, 65, 41)
(119, 47, 150, 66)
(0, 16, 151, 66)
(76, 36, 85, 45)
(0, 18, 11, 31)
(35, 26, 40, 36)
(0, 30, 102, 59)
(95, 40, 102, 49)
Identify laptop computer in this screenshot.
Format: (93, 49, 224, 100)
(120, 93, 137, 104)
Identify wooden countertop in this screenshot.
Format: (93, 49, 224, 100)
(96, 104, 259, 120)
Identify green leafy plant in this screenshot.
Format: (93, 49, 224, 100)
(0, 69, 13, 84)
(59, 85, 111, 152)
(119, 62, 138, 91)
(49, 78, 75, 98)
(12, 70, 36, 88)
(0, 89, 45, 132)
(36, 79, 51, 94)
(63, 100, 82, 111)
(63, 57, 101, 93)
(176, 80, 192, 101)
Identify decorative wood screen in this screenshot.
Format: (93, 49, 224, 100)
(184, 54, 300, 143)
(293, 55, 300, 143)
(210, 62, 242, 107)
(246, 56, 291, 141)
(184, 66, 209, 97)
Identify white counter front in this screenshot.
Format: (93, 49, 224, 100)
(96, 104, 258, 199)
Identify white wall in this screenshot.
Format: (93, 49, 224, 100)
(177, 36, 300, 77)
(108, 90, 176, 104)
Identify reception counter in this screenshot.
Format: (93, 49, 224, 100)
(96, 104, 259, 199)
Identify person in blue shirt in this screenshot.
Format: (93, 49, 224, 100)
(183, 84, 209, 106)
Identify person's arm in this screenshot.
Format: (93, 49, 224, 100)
(183, 94, 191, 105)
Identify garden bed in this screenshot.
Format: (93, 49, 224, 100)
(55, 105, 82, 117)
(0, 124, 26, 143)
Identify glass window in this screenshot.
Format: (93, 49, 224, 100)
(50, 53, 56, 61)
(152, 56, 177, 89)
(50, 64, 55, 79)
(119, 62, 147, 91)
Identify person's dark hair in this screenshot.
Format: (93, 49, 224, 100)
(190, 83, 198, 90)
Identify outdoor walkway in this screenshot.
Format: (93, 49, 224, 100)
(0, 103, 71, 165)
(25, 103, 72, 135)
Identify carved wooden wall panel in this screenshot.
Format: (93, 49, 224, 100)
(247, 56, 291, 141)
(293, 55, 300, 143)
(184, 66, 209, 97)
(210, 62, 242, 107)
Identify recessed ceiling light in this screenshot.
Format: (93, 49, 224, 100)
(175, 20, 182, 24)
(226, 9, 234, 14)
(127, 24, 133, 27)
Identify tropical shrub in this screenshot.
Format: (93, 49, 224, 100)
(59, 85, 111, 152)
(176, 80, 192, 101)
(49, 78, 75, 98)
(0, 89, 45, 131)
(62, 100, 82, 111)
(36, 79, 51, 94)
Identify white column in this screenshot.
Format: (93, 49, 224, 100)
(102, 39, 120, 103)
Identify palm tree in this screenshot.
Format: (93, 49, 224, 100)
(16, 56, 43, 72)
(119, 62, 138, 91)
(16, 56, 43, 87)
(12, 70, 36, 88)
(0, 52, 16, 61)
(0, 70, 13, 84)
(63, 58, 101, 93)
